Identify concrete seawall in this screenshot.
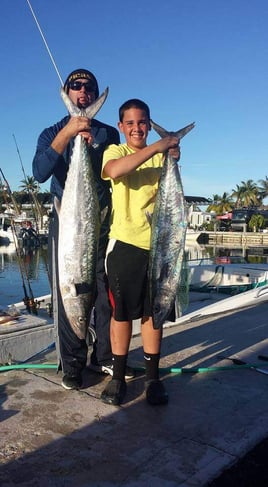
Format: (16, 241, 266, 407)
(198, 231, 268, 247)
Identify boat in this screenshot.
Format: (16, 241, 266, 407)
(173, 284, 268, 325)
(185, 228, 202, 243)
(0, 213, 17, 244)
(0, 294, 54, 365)
(0, 213, 47, 248)
(188, 262, 268, 295)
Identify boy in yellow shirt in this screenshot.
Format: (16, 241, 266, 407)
(101, 99, 180, 405)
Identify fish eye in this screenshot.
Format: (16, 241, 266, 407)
(153, 304, 161, 314)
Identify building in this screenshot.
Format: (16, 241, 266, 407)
(185, 196, 214, 229)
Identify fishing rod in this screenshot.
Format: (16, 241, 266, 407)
(13, 134, 27, 181)
(0, 167, 21, 216)
(26, 0, 64, 86)
(11, 243, 32, 314)
(13, 243, 39, 314)
(24, 0, 65, 315)
(0, 172, 30, 310)
(13, 244, 39, 315)
(0, 169, 38, 313)
(12, 133, 41, 236)
(12, 134, 51, 289)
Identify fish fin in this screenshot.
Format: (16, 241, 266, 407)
(75, 282, 94, 295)
(101, 206, 108, 224)
(145, 211, 153, 226)
(60, 87, 109, 119)
(159, 263, 170, 280)
(54, 196, 61, 216)
(60, 89, 81, 116)
(88, 324, 97, 344)
(176, 252, 190, 316)
(150, 120, 168, 138)
(84, 88, 109, 119)
(174, 122, 195, 140)
(150, 119, 195, 140)
(70, 281, 78, 297)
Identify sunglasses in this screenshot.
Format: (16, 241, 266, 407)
(68, 80, 96, 92)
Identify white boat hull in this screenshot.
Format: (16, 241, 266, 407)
(173, 284, 268, 325)
(188, 263, 268, 294)
(0, 228, 17, 244)
(185, 229, 201, 242)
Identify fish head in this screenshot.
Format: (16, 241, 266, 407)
(62, 292, 94, 340)
(152, 291, 173, 330)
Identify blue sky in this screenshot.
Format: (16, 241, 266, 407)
(0, 0, 267, 202)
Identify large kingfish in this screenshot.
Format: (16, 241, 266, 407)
(149, 120, 195, 329)
(55, 88, 108, 340)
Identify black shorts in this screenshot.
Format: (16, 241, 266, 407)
(106, 240, 151, 321)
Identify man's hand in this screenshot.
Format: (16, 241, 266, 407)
(66, 116, 91, 138)
(168, 145, 181, 161)
(51, 116, 93, 154)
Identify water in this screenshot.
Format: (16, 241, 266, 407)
(185, 243, 268, 266)
(0, 242, 268, 308)
(0, 244, 50, 307)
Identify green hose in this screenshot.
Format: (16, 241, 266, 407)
(1, 362, 267, 374)
(0, 364, 57, 372)
(134, 363, 268, 374)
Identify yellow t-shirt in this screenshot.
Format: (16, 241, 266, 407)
(102, 144, 163, 250)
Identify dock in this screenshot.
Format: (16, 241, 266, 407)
(1, 298, 268, 485)
(199, 231, 268, 247)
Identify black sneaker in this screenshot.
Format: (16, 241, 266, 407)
(89, 361, 135, 380)
(61, 373, 82, 390)
(145, 380, 169, 405)
(101, 379, 127, 405)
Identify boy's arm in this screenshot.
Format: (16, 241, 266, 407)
(103, 136, 179, 179)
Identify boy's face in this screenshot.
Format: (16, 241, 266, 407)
(118, 108, 151, 150)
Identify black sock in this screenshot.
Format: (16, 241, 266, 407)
(112, 354, 128, 381)
(144, 352, 160, 382)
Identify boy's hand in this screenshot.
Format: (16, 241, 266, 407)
(156, 135, 179, 154)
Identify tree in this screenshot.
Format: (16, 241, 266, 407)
(258, 176, 268, 203)
(19, 176, 45, 230)
(207, 192, 234, 215)
(232, 180, 261, 208)
(19, 176, 39, 193)
(248, 214, 265, 232)
(231, 184, 245, 208)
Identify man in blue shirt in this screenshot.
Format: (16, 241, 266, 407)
(32, 68, 133, 390)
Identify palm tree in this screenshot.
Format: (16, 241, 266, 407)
(211, 194, 222, 205)
(19, 176, 39, 193)
(19, 176, 45, 229)
(231, 184, 244, 208)
(258, 176, 268, 203)
(207, 192, 233, 215)
(231, 180, 261, 208)
(248, 214, 265, 232)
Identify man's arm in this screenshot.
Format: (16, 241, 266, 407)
(32, 127, 64, 183)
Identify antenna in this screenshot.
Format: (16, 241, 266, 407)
(26, 0, 64, 86)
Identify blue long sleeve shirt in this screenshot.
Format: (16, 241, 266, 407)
(32, 115, 120, 211)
